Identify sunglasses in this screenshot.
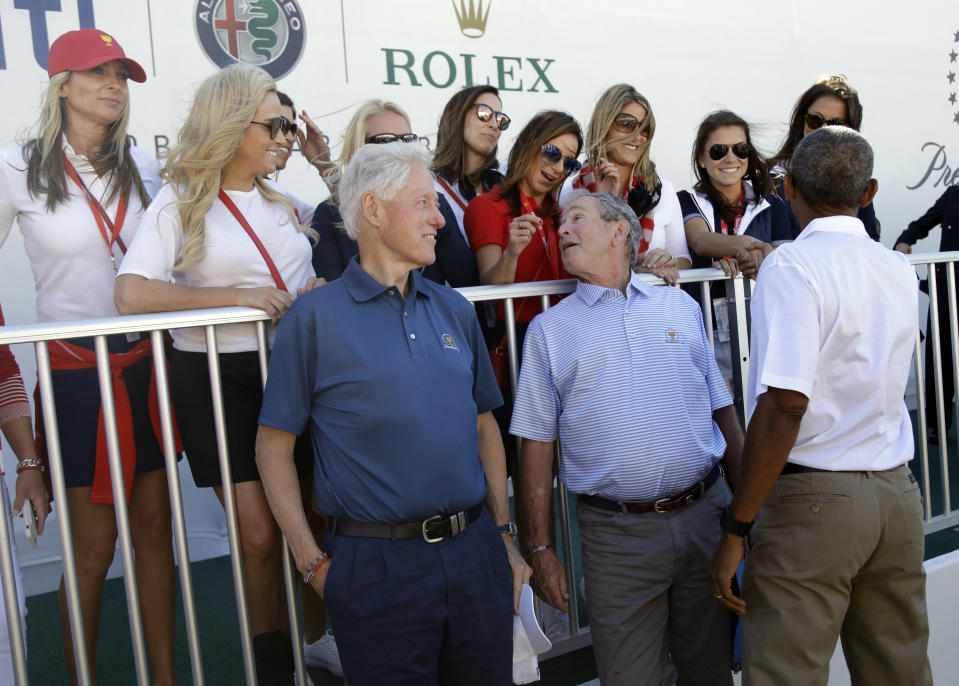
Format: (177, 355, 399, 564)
(365, 133, 424, 145)
(612, 113, 649, 135)
(708, 142, 750, 161)
(250, 116, 297, 139)
(804, 112, 848, 130)
(540, 144, 582, 177)
(472, 103, 511, 131)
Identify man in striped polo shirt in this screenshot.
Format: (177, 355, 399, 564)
(511, 191, 744, 686)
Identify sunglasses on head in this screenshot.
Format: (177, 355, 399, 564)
(612, 113, 649, 135)
(365, 133, 424, 145)
(472, 103, 511, 131)
(250, 116, 297, 139)
(708, 142, 750, 161)
(804, 112, 848, 130)
(540, 144, 582, 177)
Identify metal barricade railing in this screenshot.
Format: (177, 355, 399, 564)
(0, 259, 951, 681)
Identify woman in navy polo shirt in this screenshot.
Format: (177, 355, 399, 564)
(770, 74, 880, 240)
(678, 110, 790, 387)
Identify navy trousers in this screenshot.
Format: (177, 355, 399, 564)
(324, 509, 513, 685)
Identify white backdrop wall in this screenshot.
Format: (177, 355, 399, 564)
(0, 0, 957, 591)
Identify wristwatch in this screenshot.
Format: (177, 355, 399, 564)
(720, 507, 753, 538)
(496, 519, 518, 539)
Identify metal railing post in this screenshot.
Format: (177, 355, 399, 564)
(204, 326, 257, 685)
(150, 331, 205, 685)
(0, 454, 28, 685)
(34, 341, 91, 686)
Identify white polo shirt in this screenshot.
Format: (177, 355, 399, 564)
(0, 142, 161, 322)
(119, 183, 314, 353)
(747, 215, 918, 471)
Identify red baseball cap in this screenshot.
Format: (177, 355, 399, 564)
(47, 29, 146, 83)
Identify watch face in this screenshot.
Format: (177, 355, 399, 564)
(499, 520, 518, 537)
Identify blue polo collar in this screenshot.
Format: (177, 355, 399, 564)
(341, 257, 431, 303)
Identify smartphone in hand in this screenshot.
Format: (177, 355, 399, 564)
(22, 500, 37, 548)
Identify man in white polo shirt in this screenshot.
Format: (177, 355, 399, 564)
(511, 191, 743, 685)
(709, 126, 932, 685)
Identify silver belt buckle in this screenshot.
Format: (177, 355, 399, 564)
(422, 514, 444, 543)
(653, 497, 671, 514)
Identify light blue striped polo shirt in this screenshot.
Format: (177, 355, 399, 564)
(510, 272, 731, 501)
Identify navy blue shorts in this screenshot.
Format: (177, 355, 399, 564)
(43, 335, 166, 488)
(324, 508, 513, 685)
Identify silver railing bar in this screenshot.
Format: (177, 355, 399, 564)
(947, 263, 958, 514)
(0, 453, 28, 685)
(928, 270, 951, 514)
(253, 321, 309, 686)
(93, 336, 150, 685)
(150, 330, 205, 685)
(914, 324, 934, 521)
(701, 281, 715, 351)
(204, 326, 257, 685)
(35, 341, 91, 686)
(729, 277, 750, 423)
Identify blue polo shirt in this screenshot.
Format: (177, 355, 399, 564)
(259, 258, 502, 524)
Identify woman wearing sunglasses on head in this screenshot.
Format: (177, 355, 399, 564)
(561, 84, 690, 285)
(678, 110, 790, 388)
(309, 99, 478, 286)
(770, 74, 879, 241)
(432, 85, 509, 241)
(0, 29, 177, 684)
(114, 64, 321, 684)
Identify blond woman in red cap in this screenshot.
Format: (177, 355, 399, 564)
(0, 29, 177, 684)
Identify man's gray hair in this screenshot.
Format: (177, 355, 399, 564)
(565, 189, 642, 261)
(338, 141, 434, 239)
(790, 127, 873, 210)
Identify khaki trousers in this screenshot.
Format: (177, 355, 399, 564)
(742, 465, 932, 686)
(579, 478, 734, 686)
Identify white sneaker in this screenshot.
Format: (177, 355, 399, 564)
(304, 632, 343, 677)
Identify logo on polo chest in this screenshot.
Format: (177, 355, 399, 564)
(195, 0, 305, 79)
(664, 329, 681, 343)
(441, 334, 459, 351)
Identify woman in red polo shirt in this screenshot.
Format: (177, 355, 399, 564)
(465, 110, 582, 332)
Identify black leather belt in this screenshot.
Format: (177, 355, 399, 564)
(579, 463, 722, 515)
(325, 503, 484, 543)
(780, 462, 834, 475)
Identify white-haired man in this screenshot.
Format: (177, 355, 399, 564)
(511, 191, 743, 685)
(255, 141, 528, 685)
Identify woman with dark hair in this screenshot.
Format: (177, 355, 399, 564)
(678, 110, 791, 386)
(562, 84, 690, 284)
(0, 29, 176, 684)
(115, 63, 320, 683)
(771, 74, 879, 240)
(432, 85, 508, 239)
(465, 109, 582, 300)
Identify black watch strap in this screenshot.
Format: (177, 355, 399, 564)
(496, 519, 518, 538)
(720, 507, 753, 538)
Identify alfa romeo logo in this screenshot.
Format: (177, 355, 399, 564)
(195, 0, 305, 80)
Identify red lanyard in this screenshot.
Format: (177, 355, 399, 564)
(520, 195, 559, 275)
(436, 177, 468, 213)
(63, 153, 128, 271)
(217, 189, 288, 292)
(718, 187, 746, 236)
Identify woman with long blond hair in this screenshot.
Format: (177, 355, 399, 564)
(310, 99, 477, 285)
(562, 84, 690, 284)
(115, 63, 320, 683)
(0, 29, 176, 684)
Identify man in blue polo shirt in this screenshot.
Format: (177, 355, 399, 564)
(255, 141, 529, 685)
(511, 191, 743, 686)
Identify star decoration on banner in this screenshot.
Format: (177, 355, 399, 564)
(951, 31, 959, 126)
(952, 50, 959, 63)
(955, 29, 959, 41)
(955, 111, 959, 124)
(951, 93, 958, 105)
(951, 71, 957, 84)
